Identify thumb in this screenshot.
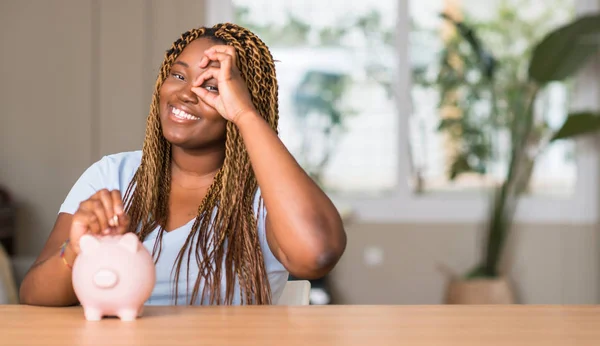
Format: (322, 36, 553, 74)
(115, 213, 131, 235)
(191, 87, 217, 108)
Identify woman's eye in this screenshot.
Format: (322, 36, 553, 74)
(204, 85, 218, 93)
(171, 73, 184, 81)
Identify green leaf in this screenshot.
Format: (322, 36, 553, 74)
(529, 14, 600, 84)
(551, 112, 600, 141)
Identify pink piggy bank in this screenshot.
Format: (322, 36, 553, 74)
(72, 233, 156, 321)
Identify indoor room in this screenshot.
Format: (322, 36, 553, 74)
(1, 0, 600, 344)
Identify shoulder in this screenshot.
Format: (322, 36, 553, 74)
(58, 150, 142, 214)
(87, 150, 142, 184)
(78, 150, 142, 191)
(97, 150, 143, 174)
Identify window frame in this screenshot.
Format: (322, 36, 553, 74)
(207, 0, 600, 224)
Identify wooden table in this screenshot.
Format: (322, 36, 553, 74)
(2, 305, 600, 345)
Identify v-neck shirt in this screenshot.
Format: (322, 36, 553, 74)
(58, 150, 289, 305)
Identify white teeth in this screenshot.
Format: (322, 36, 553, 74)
(171, 106, 198, 120)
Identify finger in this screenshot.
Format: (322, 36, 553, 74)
(193, 67, 220, 87)
(70, 210, 100, 253)
(81, 198, 109, 234)
(191, 85, 218, 109)
(96, 189, 115, 227)
(110, 190, 125, 216)
(199, 55, 209, 69)
(204, 51, 235, 79)
(206, 45, 237, 64)
(192, 68, 220, 107)
(206, 44, 235, 53)
(72, 210, 100, 237)
(115, 213, 131, 235)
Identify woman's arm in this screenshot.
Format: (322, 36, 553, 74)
(19, 214, 79, 306)
(237, 113, 347, 279)
(20, 189, 128, 306)
(192, 45, 347, 279)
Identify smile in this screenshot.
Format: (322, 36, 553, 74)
(170, 106, 200, 122)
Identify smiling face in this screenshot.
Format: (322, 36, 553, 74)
(159, 37, 227, 150)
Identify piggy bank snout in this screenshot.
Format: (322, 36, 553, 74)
(93, 269, 119, 289)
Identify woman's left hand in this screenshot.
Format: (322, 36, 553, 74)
(191, 45, 257, 124)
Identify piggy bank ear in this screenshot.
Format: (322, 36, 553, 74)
(79, 234, 100, 253)
(118, 233, 139, 253)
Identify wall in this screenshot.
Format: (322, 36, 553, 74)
(329, 223, 599, 304)
(0, 0, 206, 257)
(1, 0, 600, 304)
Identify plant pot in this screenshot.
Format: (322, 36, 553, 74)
(444, 276, 515, 304)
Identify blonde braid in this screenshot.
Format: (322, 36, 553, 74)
(124, 23, 279, 305)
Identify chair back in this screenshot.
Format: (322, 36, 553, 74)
(276, 280, 311, 306)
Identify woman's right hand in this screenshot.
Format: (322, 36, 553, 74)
(69, 189, 130, 254)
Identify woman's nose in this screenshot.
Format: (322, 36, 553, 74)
(176, 85, 198, 104)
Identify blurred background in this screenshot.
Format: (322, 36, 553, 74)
(1, 0, 600, 305)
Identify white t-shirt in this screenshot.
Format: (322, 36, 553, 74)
(59, 150, 289, 305)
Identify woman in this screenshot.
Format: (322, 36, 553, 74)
(19, 23, 346, 306)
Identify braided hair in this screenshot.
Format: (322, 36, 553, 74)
(122, 23, 279, 305)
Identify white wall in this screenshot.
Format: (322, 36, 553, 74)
(0, 0, 208, 257)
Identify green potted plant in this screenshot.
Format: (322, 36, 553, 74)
(428, 12, 600, 303)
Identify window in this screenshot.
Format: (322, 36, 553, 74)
(409, 0, 577, 197)
(208, 0, 599, 223)
(231, 0, 399, 194)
